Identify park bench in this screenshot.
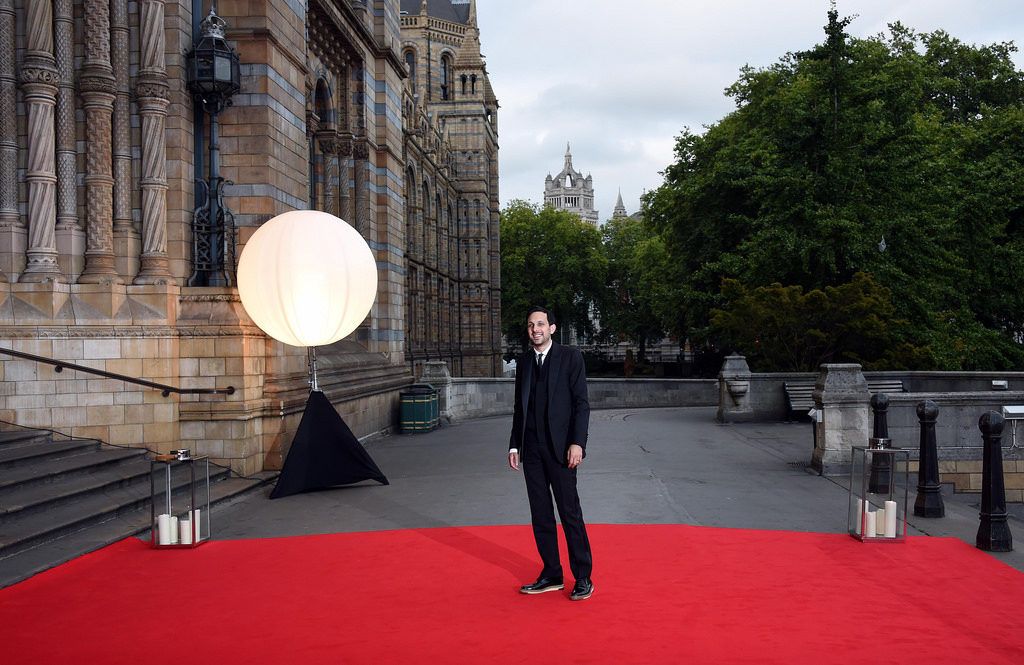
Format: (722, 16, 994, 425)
(783, 379, 904, 421)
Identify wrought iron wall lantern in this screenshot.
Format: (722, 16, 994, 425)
(187, 7, 241, 287)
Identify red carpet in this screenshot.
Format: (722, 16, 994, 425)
(2, 525, 1023, 664)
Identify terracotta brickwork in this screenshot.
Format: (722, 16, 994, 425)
(0, 0, 501, 475)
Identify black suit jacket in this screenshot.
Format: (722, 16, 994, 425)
(509, 342, 590, 457)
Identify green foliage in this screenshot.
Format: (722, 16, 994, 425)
(643, 11, 1024, 370)
(499, 200, 607, 350)
(711, 273, 931, 371)
(598, 215, 667, 361)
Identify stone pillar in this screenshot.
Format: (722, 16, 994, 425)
(111, 0, 139, 281)
(0, 0, 18, 281)
(811, 363, 869, 475)
(53, 0, 84, 280)
(353, 137, 370, 235)
(716, 355, 752, 423)
(419, 360, 452, 420)
(19, 1, 63, 282)
(78, 0, 121, 284)
(133, 0, 173, 285)
(316, 130, 339, 216)
(338, 134, 353, 223)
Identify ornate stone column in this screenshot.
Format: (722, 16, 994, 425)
(353, 137, 370, 235)
(78, 0, 121, 284)
(133, 0, 172, 284)
(19, 0, 63, 282)
(338, 133, 353, 223)
(0, 0, 19, 281)
(54, 0, 83, 280)
(316, 130, 339, 216)
(111, 0, 139, 281)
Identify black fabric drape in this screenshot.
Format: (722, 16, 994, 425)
(270, 390, 389, 499)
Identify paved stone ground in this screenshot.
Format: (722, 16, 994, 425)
(215, 407, 1024, 572)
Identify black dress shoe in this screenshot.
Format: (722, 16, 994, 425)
(569, 578, 593, 601)
(519, 576, 564, 594)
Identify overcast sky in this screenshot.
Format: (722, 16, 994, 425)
(474, 0, 1024, 221)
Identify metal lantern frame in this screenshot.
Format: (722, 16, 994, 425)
(150, 456, 211, 549)
(186, 7, 241, 288)
(847, 445, 910, 543)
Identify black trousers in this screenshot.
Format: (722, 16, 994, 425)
(522, 438, 592, 580)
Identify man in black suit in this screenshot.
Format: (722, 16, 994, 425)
(508, 306, 593, 601)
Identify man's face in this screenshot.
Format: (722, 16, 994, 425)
(527, 311, 556, 350)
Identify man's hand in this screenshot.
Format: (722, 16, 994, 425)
(508, 450, 520, 471)
(567, 444, 583, 469)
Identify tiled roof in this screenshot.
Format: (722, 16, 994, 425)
(399, 0, 471, 24)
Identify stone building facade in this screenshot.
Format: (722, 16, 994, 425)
(399, 0, 501, 377)
(544, 144, 599, 226)
(0, 0, 500, 475)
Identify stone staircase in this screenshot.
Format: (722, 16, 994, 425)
(0, 427, 274, 588)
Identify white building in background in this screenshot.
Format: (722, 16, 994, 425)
(544, 144, 600, 225)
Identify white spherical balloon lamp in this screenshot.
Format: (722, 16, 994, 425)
(237, 211, 377, 349)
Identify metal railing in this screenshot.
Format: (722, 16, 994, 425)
(0, 347, 235, 398)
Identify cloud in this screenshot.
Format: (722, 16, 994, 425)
(477, 0, 1024, 218)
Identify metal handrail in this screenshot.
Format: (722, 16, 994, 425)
(0, 347, 235, 398)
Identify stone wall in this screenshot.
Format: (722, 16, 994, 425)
(447, 377, 717, 420)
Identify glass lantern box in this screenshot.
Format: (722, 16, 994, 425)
(150, 453, 211, 549)
(847, 443, 909, 543)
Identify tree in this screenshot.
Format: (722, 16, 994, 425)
(643, 12, 1024, 370)
(499, 201, 607, 352)
(599, 215, 666, 362)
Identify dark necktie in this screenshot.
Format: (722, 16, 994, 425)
(537, 352, 544, 369)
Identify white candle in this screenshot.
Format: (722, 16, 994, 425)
(864, 511, 876, 539)
(157, 514, 172, 545)
(193, 509, 202, 541)
(854, 499, 864, 535)
(884, 500, 898, 538)
(876, 507, 887, 536)
(179, 519, 193, 545)
(170, 516, 179, 544)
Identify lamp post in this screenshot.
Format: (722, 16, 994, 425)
(187, 7, 241, 287)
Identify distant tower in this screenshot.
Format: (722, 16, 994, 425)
(544, 143, 599, 225)
(612, 189, 627, 218)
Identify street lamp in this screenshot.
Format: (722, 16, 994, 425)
(187, 7, 241, 287)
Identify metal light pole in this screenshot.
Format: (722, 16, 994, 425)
(187, 7, 241, 287)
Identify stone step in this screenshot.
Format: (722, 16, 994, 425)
(0, 459, 230, 557)
(0, 446, 147, 494)
(0, 430, 53, 447)
(0, 455, 222, 519)
(0, 437, 100, 469)
(0, 474, 276, 589)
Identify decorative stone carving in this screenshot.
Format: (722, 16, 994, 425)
(133, 0, 172, 285)
(19, 2, 62, 282)
(0, 0, 19, 280)
(78, 0, 120, 284)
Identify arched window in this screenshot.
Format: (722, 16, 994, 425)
(440, 55, 452, 100)
(470, 74, 477, 94)
(404, 49, 417, 93)
(460, 74, 467, 95)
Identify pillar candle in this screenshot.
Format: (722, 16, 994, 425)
(854, 499, 864, 535)
(170, 516, 179, 544)
(179, 519, 193, 545)
(193, 509, 202, 541)
(864, 511, 876, 539)
(876, 507, 887, 536)
(884, 500, 898, 538)
(157, 514, 172, 545)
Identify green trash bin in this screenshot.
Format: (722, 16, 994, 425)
(400, 383, 438, 433)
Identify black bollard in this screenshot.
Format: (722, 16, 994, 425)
(868, 393, 892, 494)
(976, 411, 1013, 552)
(913, 400, 944, 517)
